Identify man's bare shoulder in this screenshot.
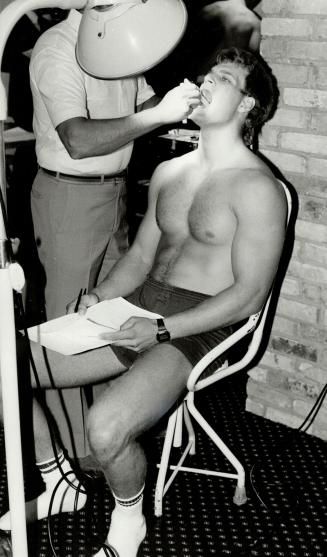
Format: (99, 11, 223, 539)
(147, 154, 191, 201)
(232, 168, 287, 223)
(151, 151, 194, 181)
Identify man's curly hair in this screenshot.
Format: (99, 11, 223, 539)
(215, 47, 280, 148)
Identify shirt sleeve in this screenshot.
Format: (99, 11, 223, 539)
(30, 44, 87, 128)
(135, 75, 156, 107)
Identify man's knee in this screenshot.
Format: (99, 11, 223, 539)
(87, 401, 132, 464)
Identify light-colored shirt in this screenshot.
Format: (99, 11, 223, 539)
(30, 10, 155, 175)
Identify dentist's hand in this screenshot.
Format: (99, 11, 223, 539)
(154, 80, 201, 124)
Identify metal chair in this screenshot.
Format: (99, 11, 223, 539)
(154, 182, 292, 517)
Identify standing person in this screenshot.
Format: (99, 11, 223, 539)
(0, 48, 286, 557)
(29, 7, 200, 457)
(30, 7, 200, 321)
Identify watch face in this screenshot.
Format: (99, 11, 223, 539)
(158, 330, 170, 342)
(156, 318, 171, 343)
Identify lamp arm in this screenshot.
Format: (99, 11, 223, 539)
(0, 0, 87, 119)
(0, 0, 88, 216)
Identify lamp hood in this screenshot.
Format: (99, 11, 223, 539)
(76, 0, 187, 79)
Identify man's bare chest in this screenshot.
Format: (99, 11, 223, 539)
(156, 179, 237, 245)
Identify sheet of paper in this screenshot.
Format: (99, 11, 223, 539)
(85, 297, 162, 328)
(27, 297, 162, 355)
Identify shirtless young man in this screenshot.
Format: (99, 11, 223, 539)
(0, 48, 287, 557)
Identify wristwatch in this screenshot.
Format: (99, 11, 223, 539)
(156, 318, 171, 343)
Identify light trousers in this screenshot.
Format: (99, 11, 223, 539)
(30, 168, 129, 457)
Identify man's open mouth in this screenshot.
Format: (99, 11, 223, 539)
(200, 89, 212, 106)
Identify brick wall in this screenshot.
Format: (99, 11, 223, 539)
(245, 0, 327, 440)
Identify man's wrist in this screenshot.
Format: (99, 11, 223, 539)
(156, 318, 171, 343)
(141, 104, 165, 129)
(90, 290, 100, 303)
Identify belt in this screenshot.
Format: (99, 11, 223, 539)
(40, 167, 126, 184)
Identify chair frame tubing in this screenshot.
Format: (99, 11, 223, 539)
(155, 389, 247, 517)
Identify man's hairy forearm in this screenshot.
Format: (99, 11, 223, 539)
(91, 248, 152, 302)
(58, 108, 164, 159)
(57, 82, 201, 158)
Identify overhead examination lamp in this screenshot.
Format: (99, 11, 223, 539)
(76, 0, 187, 79)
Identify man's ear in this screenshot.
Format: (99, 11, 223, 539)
(238, 96, 255, 114)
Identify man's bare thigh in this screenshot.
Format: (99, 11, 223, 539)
(27, 339, 127, 389)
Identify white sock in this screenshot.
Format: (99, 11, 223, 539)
(0, 452, 87, 530)
(93, 485, 146, 557)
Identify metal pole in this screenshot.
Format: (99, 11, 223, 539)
(0, 245, 28, 557)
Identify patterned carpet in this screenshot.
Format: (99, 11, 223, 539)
(0, 373, 326, 557)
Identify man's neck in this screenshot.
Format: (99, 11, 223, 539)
(196, 126, 248, 169)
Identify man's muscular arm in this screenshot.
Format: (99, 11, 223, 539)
(57, 84, 200, 159)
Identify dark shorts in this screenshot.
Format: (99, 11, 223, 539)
(111, 276, 245, 377)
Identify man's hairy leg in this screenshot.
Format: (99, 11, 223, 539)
(29, 338, 126, 461)
(88, 344, 192, 557)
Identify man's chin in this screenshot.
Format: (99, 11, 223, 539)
(188, 106, 203, 125)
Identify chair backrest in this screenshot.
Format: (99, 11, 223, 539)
(187, 181, 293, 393)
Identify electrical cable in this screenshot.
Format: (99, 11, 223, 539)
(229, 464, 300, 555)
(0, 182, 111, 556)
(46, 470, 115, 557)
(0, 182, 10, 245)
(297, 383, 327, 433)
(18, 287, 117, 556)
(237, 384, 327, 556)
(1, 175, 113, 555)
(47, 471, 75, 557)
(14, 293, 106, 557)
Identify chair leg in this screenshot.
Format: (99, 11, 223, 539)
(233, 484, 247, 505)
(155, 393, 247, 517)
(155, 409, 178, 517)
(187, 394, 247, 505)
(173, 404, 184, 447)
(183, 401, 196, 455)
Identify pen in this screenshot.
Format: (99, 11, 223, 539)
(74, 288, 87, 313)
